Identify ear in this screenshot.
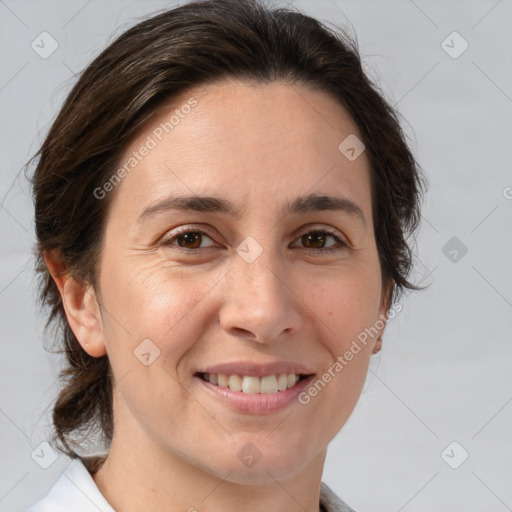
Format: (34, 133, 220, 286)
(44, 251, 107, 358)
(373, 280, 395, 354)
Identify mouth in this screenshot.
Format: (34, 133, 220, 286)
(193, 366, 316, 414)
(196, 372, 311, 394)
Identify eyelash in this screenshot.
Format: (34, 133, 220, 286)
(159, 226, 347, 255)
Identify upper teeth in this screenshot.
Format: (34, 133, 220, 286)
(203, 373, 301, 394)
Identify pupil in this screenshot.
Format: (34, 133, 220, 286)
(304, 232, 325, 249)
(178, 232, 201, 248)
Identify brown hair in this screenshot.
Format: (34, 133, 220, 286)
(28, 0, 428, 472)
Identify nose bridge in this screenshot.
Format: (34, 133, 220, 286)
(219, 235, 301, 342)
(239, 239, 284, 298)
(236, 235, 288, 308)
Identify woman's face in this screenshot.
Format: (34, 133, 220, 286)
(91, 79, 390, 483)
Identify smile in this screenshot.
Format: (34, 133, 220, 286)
(197, 372, 308, 394)
(194, 368, 316, 414)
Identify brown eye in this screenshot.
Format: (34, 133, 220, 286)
(301, 231, 328, 249)
(161, 228, 217, 252)
(175, 231, 203, 249)
(291, 229, 347, 254)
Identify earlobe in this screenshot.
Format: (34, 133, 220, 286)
(44, 251, 107, 358)
(381, 280, 394, 314)
(372, 335, 382, 354)
(373, 280, 394, 354)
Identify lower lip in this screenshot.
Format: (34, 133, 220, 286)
(194, 374, 316, 415)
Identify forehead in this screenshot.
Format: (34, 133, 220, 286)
(108, 79, 372, 222)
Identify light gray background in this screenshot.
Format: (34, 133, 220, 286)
(1, 0, 511, 511)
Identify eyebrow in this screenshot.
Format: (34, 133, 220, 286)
(137, 193, 366, 227)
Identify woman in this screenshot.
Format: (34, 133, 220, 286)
(27, 0, 427, 510)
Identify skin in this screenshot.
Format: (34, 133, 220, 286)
(46, 79, 392, 512)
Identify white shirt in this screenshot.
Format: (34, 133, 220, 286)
(26, 459, 355, 512)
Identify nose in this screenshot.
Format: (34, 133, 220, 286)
(218, 243, 303, 344)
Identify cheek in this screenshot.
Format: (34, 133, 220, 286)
(307, 268, 382, 347)
(97, 261, 214, 428)
(99, 258, 219, 364)
(302, 271, 379, 414)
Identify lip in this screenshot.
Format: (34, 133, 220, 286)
(194, 373, 316, 415)
(197, 361, 315, 377)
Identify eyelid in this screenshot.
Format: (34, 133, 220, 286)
(167, 224, 216, 238)
(160, 224, 219, 246)
(300, 224, 341, 236)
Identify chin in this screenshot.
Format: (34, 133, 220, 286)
(201, 437, 316, 485)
